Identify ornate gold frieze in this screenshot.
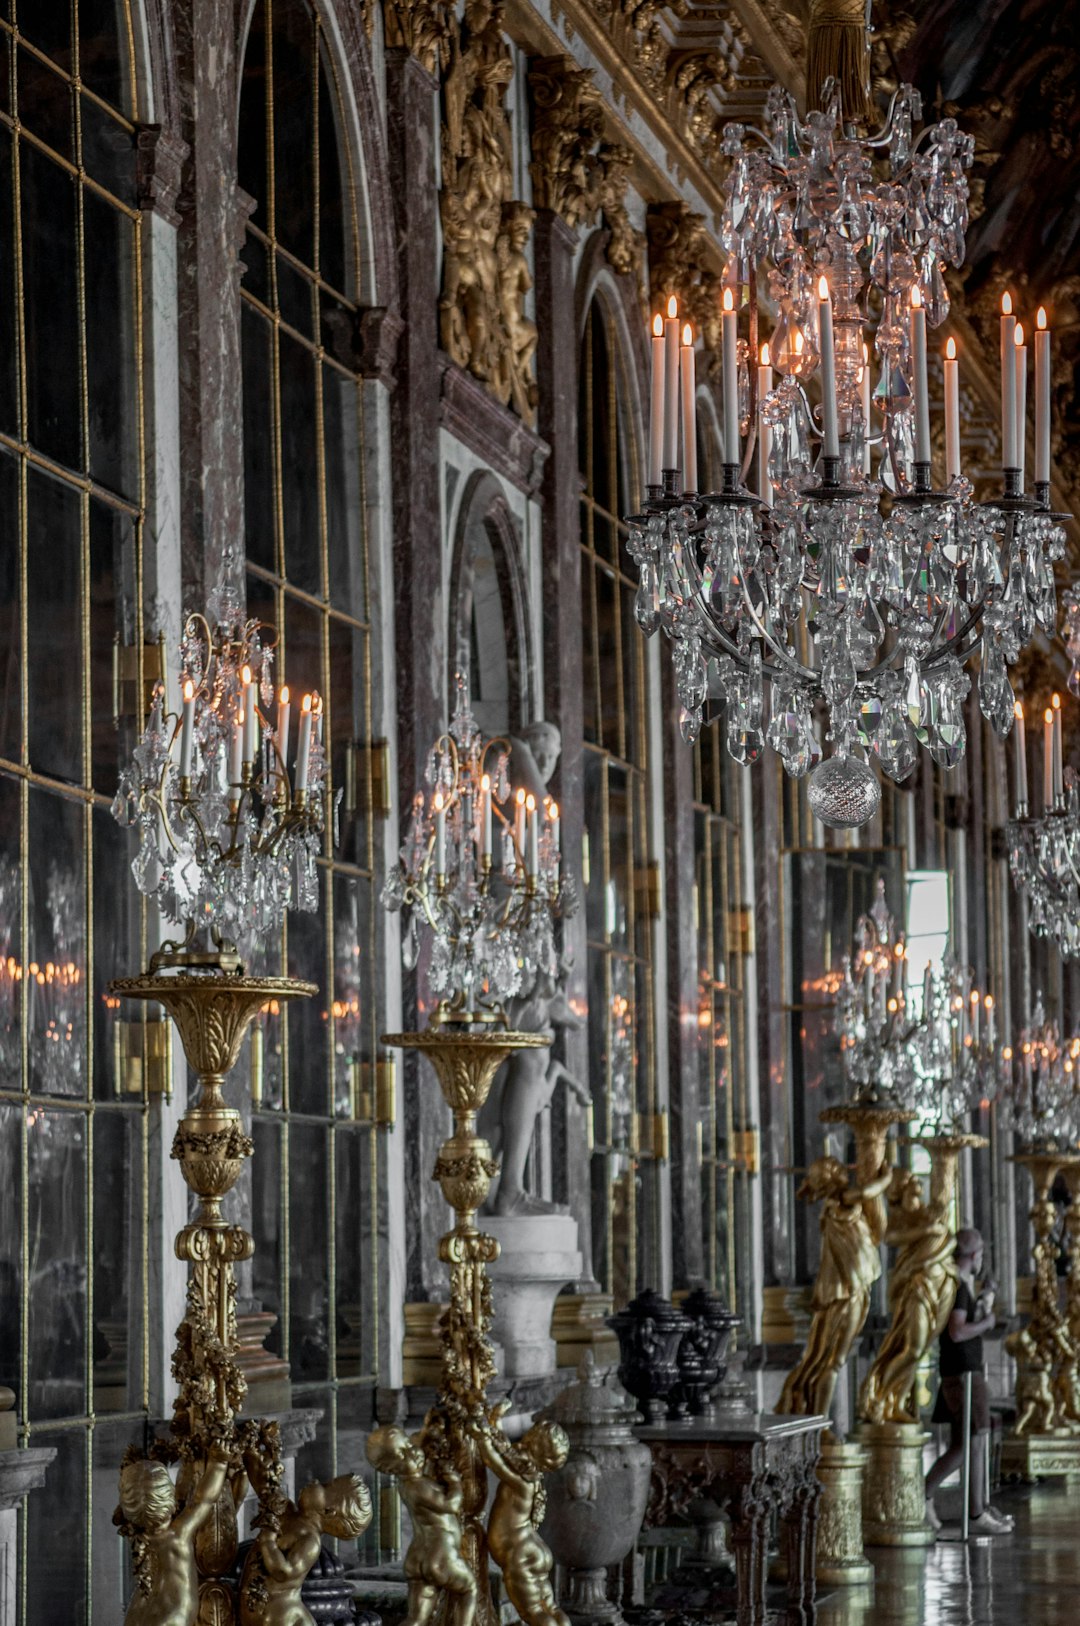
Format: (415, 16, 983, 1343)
(440, 0, 538, 424)
(382, 0, 454, 75)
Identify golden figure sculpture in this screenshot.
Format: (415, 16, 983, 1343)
(1008, 1325, 1060, 1436)
(238, 1474, 372, 1626)
(859, 1166, 958, 1424)
(471, 1406, 571, 1626)
(114, 1441, 231, 1626)
(367, 1424, 478, 1626)
(778, 1154, 892, 1422)
(497, 202, 539, 421)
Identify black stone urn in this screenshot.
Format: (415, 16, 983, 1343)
(607, 1289, 691, 1421)
(671, 1288, 742, 1417)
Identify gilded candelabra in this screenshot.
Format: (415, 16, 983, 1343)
(111, 955, 321, 1624)
(378, 684, 573, 1626)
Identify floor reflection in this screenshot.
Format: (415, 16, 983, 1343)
(817, 1482, 1080, 1625)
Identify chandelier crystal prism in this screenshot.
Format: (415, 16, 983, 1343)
(627, 80, 1066, 828)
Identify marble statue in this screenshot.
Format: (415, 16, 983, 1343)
(472, 1405, 570, 1626)
(858, 1166, 958, 1424)
(778, 1154, 892, 1422)
(114, 1441, 231, 1626)
(366, 1425, 478, 1626)
(238, 1474, 372, 1626)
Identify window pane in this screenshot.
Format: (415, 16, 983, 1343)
(26, 469, 82, 783)
(28, 1108, 87, 1417)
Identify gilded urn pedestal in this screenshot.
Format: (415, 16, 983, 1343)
(814, 1436, 873, 1584)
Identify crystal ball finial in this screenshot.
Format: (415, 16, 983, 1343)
(807, 753, 881, 829)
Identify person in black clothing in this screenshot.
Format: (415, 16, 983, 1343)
(924, 1228, 1014, 1536)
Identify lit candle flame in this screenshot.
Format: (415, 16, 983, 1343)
(1002, 291, 1013, 315)
(946, 336, 957, 359)
(549, 800, 559, 820)
(1053, 691, 1061, 711)
(1037, 306, 1048, 330)
(667, 294, 678, 319)
(910, 285, 922, 309)
(1014, 699, 1024, 720)
(242, 664, 252, 685)
(481, 773, 490, 791)
(302, 693, 313, 714)
(817, 275, 830, 300)
(761, 342, 770, 366)
(722, 287, 734, 313)
(183, 678, 194, 701)
(1015, 323, 1025, 347)
(1045, 707, 1054, 725)
(682, 322, 693, 347)
(652, 312, 663, 337)
(280, 684, 289, 703)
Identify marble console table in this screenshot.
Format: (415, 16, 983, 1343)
(637, 1411, 826, 1626)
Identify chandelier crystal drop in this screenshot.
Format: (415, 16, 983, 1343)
(627, 82, 1067, 828)
(381, 677, 575, 1024)
(112, 594, 333, 955)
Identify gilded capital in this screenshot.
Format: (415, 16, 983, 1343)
(383, 0, 453, 76)
(528, 56, 606, 229)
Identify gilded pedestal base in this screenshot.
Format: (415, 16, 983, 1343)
(858, 1422, 934, 1546)
(815, 1435, 873, 1585)
(1001, 1432, 1080, 1481)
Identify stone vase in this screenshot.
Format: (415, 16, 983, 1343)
(539, 1355, 653, 1626)
(607, 1290, 690, 1422)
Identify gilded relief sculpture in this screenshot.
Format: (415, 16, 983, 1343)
(440, 0, 537, 423)
(778, 1154, 892, 1421)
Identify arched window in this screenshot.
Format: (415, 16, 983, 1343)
(0, 2, 156, 1619)
(578, 297, 658, 1304)
(238, 0, 383, 1484)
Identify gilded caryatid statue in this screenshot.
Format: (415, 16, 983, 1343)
(366, 1425, 478, 1626)
(778, 1154, 892, 1423)
(114, 1440, 231, 1626)
(859, 1167, 958, 1424)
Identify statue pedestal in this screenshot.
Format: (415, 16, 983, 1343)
(1001, 1432, 1080, 1481)
(815, 1435, 873, 1585)
(858, 1422, 934, 1546)
(486, 1214, 582, 1378)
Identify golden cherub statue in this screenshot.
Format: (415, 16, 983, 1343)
(472, 1405, 570, 1626)
(114, 1440, 231, 1626)
(1007, 1324, 1058, 1436)
(238, 1473, 372, 1626)
(778, 1153, 892, 1423)
(859, 1166, 957, 1424)
(366, 1424, 478, 1626)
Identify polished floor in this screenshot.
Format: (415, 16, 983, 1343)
(817, 1482, 1080, 1624)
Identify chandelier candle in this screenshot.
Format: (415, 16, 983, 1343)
(663, 295, 680, 474)
(295, 694, 313, 793)
(1035, 308, 1051, 493)
(1014, 701, 1028, 816)
(179, 679, 195, 779)
(944, 338, 960, 484)
(818, 277, 839, 462)
(910, 287, 931, 467)
(681, 324, 697, 494)
(277, 685, 290, 772)
(1014, 325, 1028, 488)
(229, 711, 243, 788)
(860, 342, 872, 475)
(722, 287, 739, 465)
(1001, 292, 1017, 470)
(649, 313, 665, 488)
(758, 342, 773, 504)
(1053, 692, 1064, 807)
(1044, 707, 1054, 814)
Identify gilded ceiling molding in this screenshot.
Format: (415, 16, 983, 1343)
(440, 0, 538, 424)
(527, 55, 645, 282)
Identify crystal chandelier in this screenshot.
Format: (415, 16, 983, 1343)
(998, 997, 1080, 1150)
(627, 78, 1067, 828)
(113, 594, 331, 957)
(1006, 685, 1080, 959)
(381, 678, 574, 1023)
(833, 876, 1000, 1126)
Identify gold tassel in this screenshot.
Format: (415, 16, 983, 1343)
(806, 0, 872, 126)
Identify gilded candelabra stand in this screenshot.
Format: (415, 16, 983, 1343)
(1002, 1149, 1080, 1480)
(379, 680, 572, 1626)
